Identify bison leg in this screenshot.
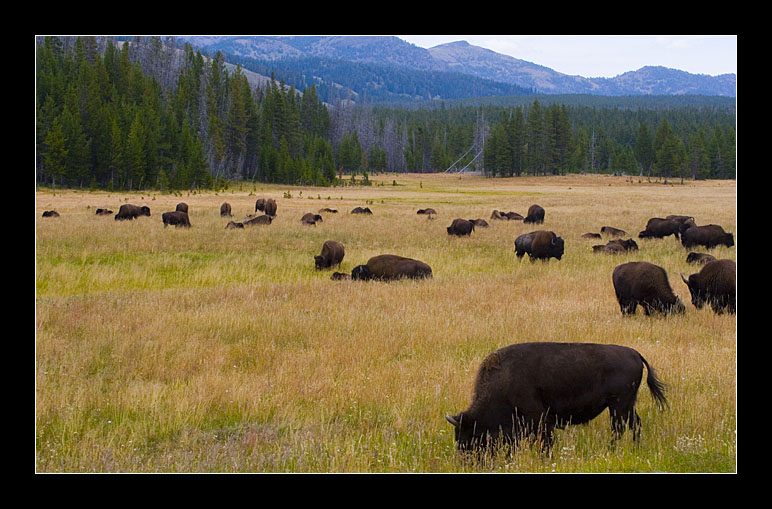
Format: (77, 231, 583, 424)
(609, 402, 641, 442)
(618, 299, 637, 315)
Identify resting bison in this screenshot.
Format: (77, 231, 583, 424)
(680, 224, 734, 249)
(162, 210, 191, 228)
(351, 207, 373, 214)
(447, 218, 475, 236)
(255, 198, 266, 212)
(301, 213, 323, 225)
(638, 218, 681, 239)
(581, 232, 602, 240)
(490, 210, 505, 220)
(523, 204, 545, 224)
(503, 211, 524, 220)
(175, 202, 188, 214)
(42, 210, 60, 217)
(612, 261, 685, 316)
(446, 342, 667, 452)
(319, 208, 338, 213)
(264, 198, 277, 217)
(243, 215, 273, 226)
(686, 252, 717, 265)
(350, 254, 432, 281)
(315, 240, 345, 270)
(224, 221, 244, 229)
(593, 238, 639, 254)
(417, 208, 437, 215)
(114, 204, 151, 220)
(601, 226, 626, 237)
(95, 208, 113, 216)
(220, 202, 232, 217)
(681, 259, 736, 314)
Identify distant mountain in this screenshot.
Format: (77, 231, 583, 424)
(179, 36, 736, 100)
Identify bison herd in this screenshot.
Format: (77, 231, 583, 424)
(42, 194, 736, 456)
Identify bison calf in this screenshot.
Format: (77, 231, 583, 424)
(446, 342, 667, 452)
(612, 261, 685, 316)
(681, 259, 736, 314)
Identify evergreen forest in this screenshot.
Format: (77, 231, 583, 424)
(35, 36, 737, 191)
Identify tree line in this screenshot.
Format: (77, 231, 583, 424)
(35, 36, 736, 192)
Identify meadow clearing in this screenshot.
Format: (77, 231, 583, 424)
(35, 173, 737, 473)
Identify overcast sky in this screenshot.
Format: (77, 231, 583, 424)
(398, 35, 737, 78)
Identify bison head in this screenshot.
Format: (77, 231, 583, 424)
(446, 413, 505, 451)
(350, 265, 371, 281)
(314, 255, 325, 270)
(681, 273, 707, 309)
(140, 206, 151, 216)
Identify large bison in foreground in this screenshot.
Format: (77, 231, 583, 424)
(446, 342, 667, 452)
(350, 254, 432, 281)
(114, 204, 151, 220)
(680, 224, 734, 249)
(681, 259, 736, 314)
(315, 240, 345, 270)
(612, 261, 685, 315)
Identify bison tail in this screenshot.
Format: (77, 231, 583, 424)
(640, 355, 668, 411)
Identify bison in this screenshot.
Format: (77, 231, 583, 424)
(446, 342, 667, 452)
(686, 252, 717, 265)
(162, 210, 191, 228)
(666, 215, 696, 236)
(264, 198, 277, 217)
(350, 254, 432, 281)
(593, 238, 638, 254)
(255, 198, 266, 212)
(351, 207, 373, 215)
(95, 208, 113, 216)
(601, 226, 627, 237)
(638, 217, 681, 239)
(243, 214, 273, 226)
(447, 218, 475, 236)
(503, 211, 524, 220)
(220, 202, 232, 217)
(581, 232, 602, 240)
(523, 204, 545, 224)
(612, 261, 685, 316)
(680, 224, 734, 249)
(175, 202, 188, 214)
(319, 208, 338, 213)
(514, 231, 537, 259)
(470, 218, 489, 228)
(114, 204, 151, 220)
(490, 210, 505, 220)
(301, 213, 323, 225)
(224, 221, 244, 229)
(330, 271, 350, 281)
(42, 210, 60, 217)
(315, 240, 345, 270)
(681, 259, 736, 314)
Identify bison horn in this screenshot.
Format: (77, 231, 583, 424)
(445, 414, 459, 427)
(680, 273, 690, 286)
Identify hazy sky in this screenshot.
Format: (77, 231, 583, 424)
(398, 35, 737, 78)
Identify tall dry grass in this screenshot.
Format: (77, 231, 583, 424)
(35, 174, 736, 472)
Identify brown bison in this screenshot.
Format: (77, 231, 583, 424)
(612, 261, 685, 316)
(503, 211, 524, 220)
(162, 210, 191, 228)
(42, 210, 60, 217)
(446, 342, 667, 452)
(220, 202, 232, 217)
(255, 198, 266, 212)
(686, 252, 717, 265)
(470, 218, 489, 227)
(95, 208, 113, 216)
(175, 202, 188, 214)
(301, 213, 323, 225)
(417, 208, 437, 215)
(264, 198, 277, 217)
(680, 224, 734, 249)
(490, 210, 505, 220)
(243, 215, 273, 226)
(666, 215, 696, 235)
(601, 226, 627, 237)
(447, 218, 475, 236)
(581, 232, 602, 240)
(224, 221, 244, 229)
(315, 240, 345, 270)
(351, 206, 373, 214)
(514, 230, 564, 262)
(593, 238, 639, 254)
(319, 208, 338, 213)
(350, 254, 432, 281)
(681, 259, 736, 314)
(523, 204, 545, 224)
(638, 217, 681, 239)
(114, 204, 151, 220)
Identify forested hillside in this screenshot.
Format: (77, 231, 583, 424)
(35, 36, 736, 191)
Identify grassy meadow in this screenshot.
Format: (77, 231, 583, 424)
(35, 173, 737, 473)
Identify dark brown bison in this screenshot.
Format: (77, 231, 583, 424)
(264, 198, 277, 217)
(446, 342, 667, 452)
(351, 207, 373, 214)
(666, 215, 696, 235)
(350, 254, 432, 281)
(175, 202, 188, 214)
(224, 221, 244, 229)
(220, 202, 232, 217)
(243, 214, 273, 226)
(638, 218, 681, 239)
(523, 204, 545, 224)
(680, 224, 734, 249)
(686, 252, 717, 265)
(593, 238, 639, 254)
(255, 198, 266, 212)
(601, 226, 627, 237)
(301, 213, 323, 225)
(42, 210, 60, 217)
(319, 208, 338, 213)
(114, 204, 151, 220)
(447, 218, 475, 236)
(95, 208, 113, 216)
(612, 261, 685, 315)
(681, 259, 736, 314)
(162, 210, 191, 228)
(417, 208, 437, 215)
(470, 218, 489, 227)
(315, 240, 345, 270)
(581, 232, 602, 240)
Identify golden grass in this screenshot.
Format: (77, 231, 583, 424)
(36, 173, 736, 472)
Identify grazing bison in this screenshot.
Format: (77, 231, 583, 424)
(301, 213, 323, 225)
(612, 261, 685, 316)
(523, 204, 545, 224)
(447, 218, 475, 236)
(470, 218, 489, 227)
(681, 259, 736, 314)
(319, 208, 338, 213)
(243, 214, 273, 226)
(224, 221, 244, 229)
(351, 206, 373, 215)
(581, 232, 602, 240)
(175, 202, 188, 214)
(686, 252, 717, 265)
(114, 204, 151, 220)
(264, 198, 277, 217)
(638, 217, 681, 239)
(315, 240, 345, 270)
(162, 210, 191, 228)
(350, 254, 432, 281)
(42, 210, 59, 217)
(220, 202, 232, 217)
(601, 226, 627, 237)
(255, 198, 266, 212)
(417, 208, 437, 215)
(529, 230, 565, 262)
(95, 208, 113, 216)
(680, 224, 734, 249)
(446, 342, 667, 452)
